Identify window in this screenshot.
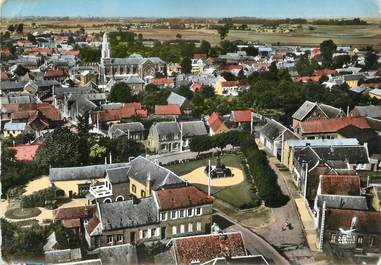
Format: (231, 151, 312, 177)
(195, 207, 202, 216)
(196, 222, 202, 231)
(141, 190, 146, 197)
(132, 184, 136, 193)
(330, 233, 337, 243)
(187, 208, 193, 217)
(179, 209, 185, 218)
(180, 224, 185, 233)
(357, 236, 363, 245)
(107, 235, 113, 244)
(171, 210, 177, 219)
(172, 226, 177, 235)
(143, 230, 148, 239)
(152, 228, 159, 237)
(369, 236, 376, 247)
(161, 212, 167, 221)
(188, 223, 193, 233)
(116, 234, 123, 242)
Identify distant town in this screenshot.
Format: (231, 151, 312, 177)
(1, 14, 381, 265)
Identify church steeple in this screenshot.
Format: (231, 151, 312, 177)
(101, 32, 111, 61)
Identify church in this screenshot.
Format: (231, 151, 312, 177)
(99, 32, 166, 87)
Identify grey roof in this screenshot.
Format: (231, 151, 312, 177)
(260, 119, 290, 141)
(120, 75, 145, 85)
(343, 74, 365, 81)
(370, 88, 381, 96)
(49, 163, 130, 182)
(99, 196, 159, 230)
(105, 54, 164, 66)
(180, 120, 208, 137)
(286, 138, 359, 148)
(108, 122, 145, 138)
(44, 232, 59, 252)
(154, 121, 180, 137)
(292, 100, 343, 121)
(4, 122, 27, 131)
(51, 259, 102, 265)
(316, 195, 368, 210)
(8, 94, 37, 104)
(353, 105, 381, 119)
(45, 248, 82, 265)
(70, 95, 97, 116)
(167, 92, 186, 107)
(106, 166, 131, 184)
(126, 156, 183, 190)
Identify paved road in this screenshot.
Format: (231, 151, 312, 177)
(214, 211, 290, 265)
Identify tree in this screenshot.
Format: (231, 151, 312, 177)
(243, 46, 259, 57)
(77, 113, 92, 165)
(7, 24, 15, 32)
(145, 83, 159, 92)
(220, 71, 237, 81)
(181, 57, 192, 74)
(269, 61, 278, 74)
(79, 46, 101, 63)
(27, 33, 36, 44)
(217, 24, 230, 40)
(15, 23, 24, 34)
(35, 127, 81, 169)
(177, 85, 194, 100)
(137, 33, 143, 43)
(199, 40, 211, 54)
(189, 135, 213, 156)
(108, 82, 135, 103)
(320, 40, 337, 68)
(365, 51, 378, 70)
(67, 35, 75, 45)
(109, 136, 145, 162)
(176, 33, 182, 39)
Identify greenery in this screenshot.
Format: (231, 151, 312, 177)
(181, 57, 192, 74)
(78, 46, 101, 63)
(4, 208, 41, 220)
(20, 187, 59, 209)
(217, 24, 231, 40)
(241, 137, 289, 207)
(108, 82, 139, 103)
(320, 39, 337, 68)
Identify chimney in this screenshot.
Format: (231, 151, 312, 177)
(146, 172, 151, 196)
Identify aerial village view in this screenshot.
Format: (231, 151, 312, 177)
(0, 0, 381, 264)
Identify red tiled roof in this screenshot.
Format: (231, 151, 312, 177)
(62, 218, 81, 228)
(232, 110, 252, 123)
(7, 103, 62, 122)
(44, 69, 69, 78)
(222, 81, 240, 87)
(63, 50, 80, 56)
(311, 48, 320, 57)
(173, 232, 246, 265)
(314, 69, 337, 76)
(219, 65, 243, 71)
(325, 208, 381, 234)
(300, 116, 370, 134)
(10, 144, 41, 161)
(151, 78, 174, 86)
(91, 103, 147, 122)
(0, 48, 11, 54)
(87, 215, 100, 235)
(54, 205, 96, 221)
(25, 47, 53, 55)
(156, 186, 214, 211)
(85, 35, 94, 43)
(155, 104, 181, 116)
(1, 71, 9, 81)
(193, 53, 208, 59)
(208, 112, 224, 133)
(294, 76, 321, 82)
(191, 82, 203, 92)
(321, 175, 360, 196)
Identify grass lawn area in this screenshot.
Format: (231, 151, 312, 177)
(5, 207, 41, 220)
(166, 153, 261, 209)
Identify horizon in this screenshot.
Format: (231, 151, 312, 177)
(2, 0, 381, 19)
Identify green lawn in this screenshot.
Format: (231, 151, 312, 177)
(166, 153, 261, 209)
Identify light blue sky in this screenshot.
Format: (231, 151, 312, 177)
(2, 0, 381, 18)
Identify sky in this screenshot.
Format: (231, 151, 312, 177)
(1, 0, 381, 18)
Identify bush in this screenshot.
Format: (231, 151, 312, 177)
(21, 187, 58, 209)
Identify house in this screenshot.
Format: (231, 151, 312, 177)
(342, 74, 366, 88)
(313, 175, 368, 227)
(369, 88, 381, 100)
(219, 81, 243, 96)
(295, 116, 371, 140)
(54, 205, 96, 234)
(170, 232, 247, 265)
(43, 232, 82, 264)
(87, 156, 184, 203)
(218, 65, 243, 76)
(84, 185, 213, 249)
(108, 122, 145, 140)
(118, 75, 146, 94)
(155, 104, 182, 118)
(191, 58, 207, 74)
(207, 112, 229, 136)
(319, 208, 381, 257)
(190, 82, 203, 92)
(44, 68, 70, 81)
(292, 101, 345, 129)
(151, 78, 175, 89)
(351, 105, 381, 120)
(167, 92, 192, 115)
(230, 109, 252, 130)
(49, 163, 130, 197)
(179, 120, 208, 149)
(147, 121, 181, 154)
(259, 119, 299, 159)
(10, 144, 41, 161)
(292, 144, 370, 202)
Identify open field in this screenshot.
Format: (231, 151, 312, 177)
(1, 18, 380, 49)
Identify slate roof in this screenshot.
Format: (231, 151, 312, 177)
(167, 92, 187, 108)
(106, 166, 131, 184)
(300, 117, 370, 134)
(99, 196, 159, 230)
(172, 232, 247, 265)
(324, 208, 381, 234)
(370, 88, 381, 96)
(286, 138, 359, 148)
(49, 163, 130, 182)
(108, 122, 145, 138)
(316, 194, 368, 211)
(126, 156, 183, 190)
(260, 119, 291, 141)
(1, 80, 60, 91)
(292, 100, 344, 121)
(154, 121, 181, 137)
(3, 122, 27, 131)
(120, 75, 145, 85)
(180, 120, 208, 137)
(155, 186, 214, 211)
(352, 105, 381, 119)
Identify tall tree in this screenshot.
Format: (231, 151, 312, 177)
(77, 113, 92, 165)
(181, 57, 192, 74)
(217, 24, 230, 40)
(320, 40, 337, 68)
(108, 82, 135, 103)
